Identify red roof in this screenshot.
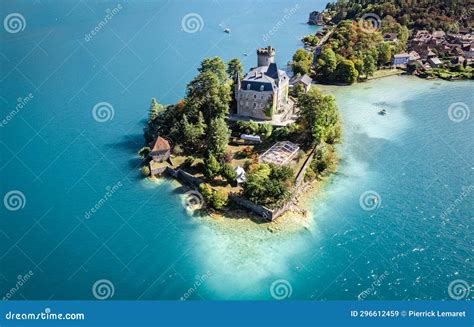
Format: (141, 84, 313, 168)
(151, 136, 170, 152)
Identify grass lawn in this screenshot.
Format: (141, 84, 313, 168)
(369, 69, 403, 80)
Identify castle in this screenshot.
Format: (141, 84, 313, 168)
(234, 46, 295, 126)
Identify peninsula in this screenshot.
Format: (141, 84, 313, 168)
(139, 46, 341, 221)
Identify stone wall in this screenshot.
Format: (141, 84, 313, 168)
(171, 168, 203, 188)
(294, 145, 318, 187)
(229, 195, 274, 220)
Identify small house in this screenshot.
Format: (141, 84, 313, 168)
(383, 33, 398, 42)
(235, 166, 247, 184)
(428, 57, 442, 68)
(150, 136, 170, 162)
(290, 74, 312, 93)
(392, 53, 410, 66)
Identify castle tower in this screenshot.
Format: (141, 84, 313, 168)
(257, 45, 275, 67)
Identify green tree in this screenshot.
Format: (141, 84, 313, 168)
(186, 71, 231, 124)
(335, 59, 359, 84)
(204, 154, 221, 179)
(199, 57, 228, 83)
(377, 42, 392, 66)
(302, 34, 319, 46)
(227, 58, 244, 80)
(182, 112, 205, 151)
(298, 88, 340, 146)
(208, 117, 230, 157)
(316, 48, 337, 81)
(362, 52, 377, 79)
(242, 163, 293, 207)
(221, 163, 237, 183)
(210, 189, 228, 209)
(148, 98, 164, 121)
(292, 48, 313, 76)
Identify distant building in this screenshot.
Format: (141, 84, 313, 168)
(150, 136, 170, 162)
(308, 11, 324, 25)
(428, 57, 442, 68)
(432, 30, 446, 39)
(392, 53, 410, 66)
(408, 51, 421, 62)
(290, 74, 312, 93)
(383, 33, 398, 42)
(463, 44, 474, 58)
(234, 46, 294, 125)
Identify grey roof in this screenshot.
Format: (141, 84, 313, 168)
(241, 64, 288, 92)
(394, 53, 410, 58)
(290, 74, 312, 86)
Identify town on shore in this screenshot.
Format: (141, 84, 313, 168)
(297, 1, 473, 83)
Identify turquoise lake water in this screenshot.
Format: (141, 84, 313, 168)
(1, 1, 473, 300)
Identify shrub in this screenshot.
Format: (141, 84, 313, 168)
(304, 166, 316, 181)
(184, 156, 195, 167)
(241, 146, 253, 158)
(138, 146, 151, 158)
(210, 189, 228, 209)
(223, 151, 234, 163)
(141, 165, 150, 177)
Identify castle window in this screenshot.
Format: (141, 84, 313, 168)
(254, 95, 256, 99)
(253, 103, 256, 108)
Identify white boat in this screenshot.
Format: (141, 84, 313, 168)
(224, 28, 231, 33)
